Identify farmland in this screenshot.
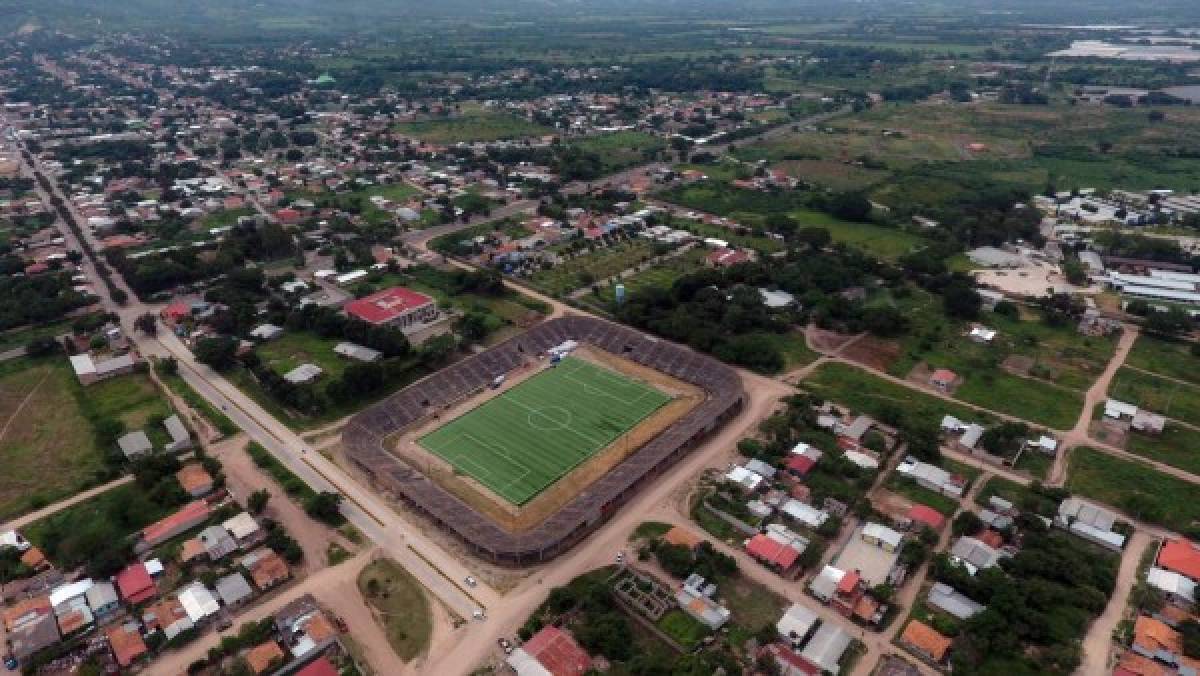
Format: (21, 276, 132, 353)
(1067, 447, 1200, 535)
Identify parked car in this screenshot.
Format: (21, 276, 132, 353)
(464, 576, 478, 588)
(4, 654, 17, 671)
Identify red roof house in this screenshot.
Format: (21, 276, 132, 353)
(106, 623, 148, 667)
(275, 208, 302, 225)
(707, 247, 751, 268)
(115, 563, 158, 605)
(514, 626, 592, 676)
(930, 368, 959, 390)
(161, 301, 191, 323)
(759, 643, 821, 676)
(907, 505, 946, 531)
(746, 533, 802, 573)
(344, 286, 436, 328)
(786, 455, 817, 477)
(141, 501, 211, 546)
(1159, 539, 1200, 580)
(294, 657, 339, 676)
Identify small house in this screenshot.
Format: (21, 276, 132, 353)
(929, 369, 959, 392)
(900, 620, 953, 664)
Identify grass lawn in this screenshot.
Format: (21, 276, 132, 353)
(0, 315, 96, 353)
(572, 131, 667, 173)
(1126, 424, 1200, 476)
(1109, 367, 1200, 426)
(953, 371, 1082, 430)
(594, 246, 710, 302)
(802, 361, 994, 431)
(1127, 335, 1200, 385)
(393, 109, 553, 143)
(787, 208, 926, 260)
(656, 609, 711, 649)
(257, 331, 350, 381)
(0, 357, 108, 521)
(357, 558, 433, 661)
(671, 218, 784, 254)
(199, 207, 254, 230)
(714, 572, 789, 635)
(751, 331, 820, 370)
(528, 240, 662, 296)
(1066, 446, 1200, 533)
(884, 476, 960, 516)
(83, 369, 174, 431)
(1013, 448, 1052, 479)
(419, 357, 669, 505)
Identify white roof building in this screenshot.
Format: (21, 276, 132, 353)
(776, 603, 819, 643)
(861, 522, 904, 550)
(1104, 399, 1138, 419)
(177, 583, 220, 623)
(780, 500, 829, 529)
(284, 363, 324, 385)
(49, 580, 95, 610)
(249, 324, 283, 341)
(222, 512, 261, 543)
(1147, 567, 1197, 602)
(800, 623, 852, 673)
(725, 466, 764, 492)
(841, 450, 880, 470)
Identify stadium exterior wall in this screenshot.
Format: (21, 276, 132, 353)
(342, 316, 745, 565)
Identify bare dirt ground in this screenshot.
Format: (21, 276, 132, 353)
(1001, 354, 1035, 377)
(807, 326, 859, 354)
(386, 345, 703, 533)
(209, 437, 355, 572)
(872, 488, 916, 522)
(1089, 420, 1129, 448)
(840, 335, 902, 372)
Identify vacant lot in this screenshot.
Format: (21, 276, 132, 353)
(0, 358, 107, 521)
(528, 239, 661, 297)
(802, 361, 991, 429)
(572, 131, 667, 173)
(1126, 424, 1200, 476)
(1066, 447, 1200, 534)
(419, 357, 669, 505)
(1109, 367, 1200, 426)
(788, 209, 926, 260)
(1126, 335, 1200, 386)
(357, 558, 433, 661)
(258, 331, 350, 381)
(393, 109, 553, 143)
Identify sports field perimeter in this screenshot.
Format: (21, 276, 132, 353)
(418, 357, 671, 505)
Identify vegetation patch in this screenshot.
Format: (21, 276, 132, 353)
(358, 558, 434, 661)
(1067, 447, 1200, 536)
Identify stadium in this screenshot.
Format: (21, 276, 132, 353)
(342, 316, 745, 564)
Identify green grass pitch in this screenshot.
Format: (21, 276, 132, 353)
(417, 356, 671, 505)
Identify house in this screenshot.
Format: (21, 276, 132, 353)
(1056, 497, 1126, 550)
(106, 621, 148, 668)
(199, 524, 238, 560)
(1026, 435, 1059, 456)
(242, 549, 291, 590)
(344, 286, 438, 330)
(800, 623, 852, 674)
(85, 581, 120, 621)
(3, 596, 60, 662)
(1105, 398, 1140, 420)
(222, 512, 263, 549)
(706, 247, 751, 268)
(142, 501, 211, 547)
(861, 522, 904, 552)
(163, 414, 193, 452)
(142, 597, 193, 639)
(1132, 410, 1167, 435)
(780, 499, 829, 530)
(245, 641, 286, 674)
(1132, 615, 1183, 665)
(776, 603, 819, 645)
(786, 443, 823, 477)
(176, 463, 215, 497)
(177, 583, 220, 623)
(929, 368, 958, 391)
(215, 572, 254, 608)
(333, 342, 382, 363)
(949, 536, 1003, 575)
(0, 529, 30, 551)
(1146, 567, 1197, 606)
(842, 450, 880, 470)
(746, 524, 810, 575)
(507, 625, 592, 676)
(284, 363, 324, 385)
(20, 547, 48, 571)
(675, 575, 731, 630)
(809, 565, 847, 603)
(759, 643, 822, 676)
(295, 657, 340, 676)
(725, 465, 765, 492)
(896, 458, 966, 497)
(901, 620, 953, 664)
(907, 505, 946, 531)
(250, 324, 284, 341)
(927, 583, 985, 620)
(744, 458, 778, 480)
(968, 326, 997, 343)
(69, 353, 136, 385)
(51, 579, 95, 635)
(117, 429, 154, 459)
(115, 562, 158, 605)
(1158, 539, 1200, 582)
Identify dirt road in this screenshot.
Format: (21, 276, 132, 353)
(1075, 530, 1151, 676)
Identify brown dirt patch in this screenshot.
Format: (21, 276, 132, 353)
(872, 488, 915, 521)
(385, 345, 703, 534)
(1001, 354, 1035, 377)
(806, 327, 856, 353)
(841, 335, 902, 371)
(1089, 420, 1129, 448)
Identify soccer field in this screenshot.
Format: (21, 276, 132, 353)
(418, 357, 670, 505)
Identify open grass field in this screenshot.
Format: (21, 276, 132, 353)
(571, 131, 667, 173)
(802, 361, 993, 431)
(418, 356, 670, 505)
(0, 358, 107, 521)
(1127, 335, 1200, 386)
(774, 159, 890, 192)
(393, 108, 554, 144)
(357, 558, 433, 661)
(1127, 423, 1200, 477)
(594, 246, 710, 302)
(257, 331, 350, 381)
(1067, 446, 1200, 534)
(528, 239, 661, 297)
(883, 476, 960, 516)
(0, 315, 96, 353)
(1109, 367, 1200, 427)
(788, 209, 926, 260)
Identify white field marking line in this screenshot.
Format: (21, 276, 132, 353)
(0, 367, 50, 443)
(423, 433, 494, 479)
(458, 430, 537, 500)
(502, 394, 607, 448)
(558, 358, 665, 410)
